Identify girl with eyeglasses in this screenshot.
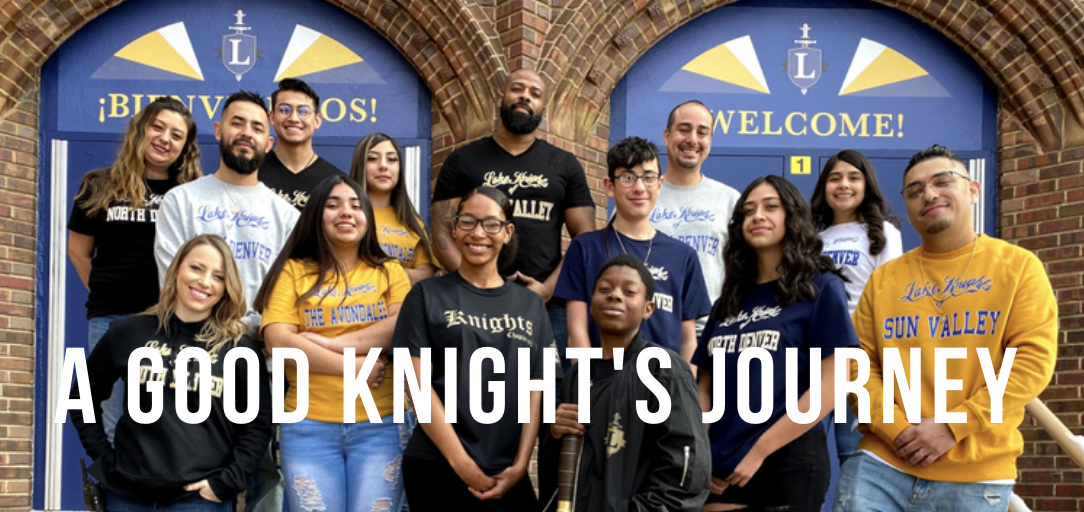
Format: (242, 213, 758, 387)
(71, 234, 272, 511)
(393, 186, 550, 511)
(809, 150, 902, 469)
(256, 175, 411, 512)
(350, 132, 437, 284)
(693, 175, 858, 512)
(68, 96, 203, 443)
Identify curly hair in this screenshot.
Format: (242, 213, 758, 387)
(810, 149, 898, 256)
(75, 97, 202, 216)
(713, 175, 841, 321)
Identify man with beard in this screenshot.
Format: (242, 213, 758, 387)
(260, 78, 344, 211)
(431, 68, 596, 369)
(154, 90, 297, 512)
(649, 100, 739, 338)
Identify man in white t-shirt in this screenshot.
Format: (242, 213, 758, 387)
(649, 100, 740, 335)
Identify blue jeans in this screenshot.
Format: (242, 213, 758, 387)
(547, 305, 570, 373)
(835, 452, 1012, 512)
(88, 314, 128, 444)
(279, 415, 408, 512)
(834, 409, 862, 464)
(104, 490, 231, 512)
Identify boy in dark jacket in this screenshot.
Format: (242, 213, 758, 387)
(548, 255, 710, 511)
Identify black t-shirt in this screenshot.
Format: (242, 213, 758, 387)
(258, 151, 344, 211)
(392, 272, 553, 474)
(432, 137, 594, 281)
(68, 174, 177, 319)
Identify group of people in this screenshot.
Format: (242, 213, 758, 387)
(66, 69, 1057, 512)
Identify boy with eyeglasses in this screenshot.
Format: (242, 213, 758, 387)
(835, 144, 1057, 511)
(259, 78, 344, 211)
(554, 136, 710, 361)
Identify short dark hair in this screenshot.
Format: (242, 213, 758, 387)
(271, 78, 320, 109)
(594, 254, 655, 300)
(903, 144, 967, 180)
(665, 100, 711, 130)
(222, 90, 268, 121)
(607, 136, 658, 179)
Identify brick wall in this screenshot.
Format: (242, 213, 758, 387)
(0, 90, 38, 510)
(2, 0, 1084, 510)
(999, 106, 1084, 512)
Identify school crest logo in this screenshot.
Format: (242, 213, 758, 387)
(786, 23, 824, 95)
(220, 10, 258, 81)
(606, 413, 627, 457)
(647, 264, 669, 282)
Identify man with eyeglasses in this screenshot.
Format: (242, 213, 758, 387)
(650, 100, 740, 338)
(260, 78, 344, 211)
(430, 68, 596, 371)
(554, 136, 710, 362)
(835, 144, 1057, 511)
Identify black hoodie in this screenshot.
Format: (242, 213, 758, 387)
(70, 314, 272, 503)
(543, 334, 711, 512)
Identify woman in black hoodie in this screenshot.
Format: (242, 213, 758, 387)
(71, 234, 272, 511)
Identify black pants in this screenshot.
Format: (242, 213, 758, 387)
(705, 428, 830, 512)
(402, 454, 539, 512)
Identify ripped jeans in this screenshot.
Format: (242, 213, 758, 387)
(834, 452, 1012, 512)
(279, 415, 410, 512)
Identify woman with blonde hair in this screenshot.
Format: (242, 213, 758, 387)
(68, 96, 203, 442)
(71, 234, 272, 511)
(350, 132, 436, 283)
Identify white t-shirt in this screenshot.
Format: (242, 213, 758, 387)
(819, 221, 903, 315)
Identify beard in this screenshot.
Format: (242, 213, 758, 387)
(499, 102, 543, 135)
(220, 137, 265, 175)
(926, 218, 951, 234)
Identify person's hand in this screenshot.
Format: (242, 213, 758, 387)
(469, 464, 526, 501)
(357, 357, 386, 388)
(299, 332, 336, 351)
(185, 480, 221, 502)
(513, 272, 551, 302)
(709, 475, 729, 495)
(894, 418, 956, 466)
(726, 449, 766, 488)
(551, 403, 584, 439)
(451, 455, 496, 493)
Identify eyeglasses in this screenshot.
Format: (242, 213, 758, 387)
(454, 215, 508, 235)
(275, 104, 314, 119)
(901, 171, 969, 201)
(612, 172, 660, 187)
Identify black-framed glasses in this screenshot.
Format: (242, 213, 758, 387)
(455, 215, 508, 234)
(901, 171, 969, 201)
(613, 172, 660, 186)
(275, 104, 314, 119)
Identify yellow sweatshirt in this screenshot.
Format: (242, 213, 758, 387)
(852, 235, 1057, 482)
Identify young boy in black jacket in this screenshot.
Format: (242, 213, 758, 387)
(548, 255, 710, 511)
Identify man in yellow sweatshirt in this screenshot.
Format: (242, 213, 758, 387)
(835, 145, 1057, 511)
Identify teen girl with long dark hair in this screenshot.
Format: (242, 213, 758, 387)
(257, 175, 411, 512)
(693, 175, 858, 512)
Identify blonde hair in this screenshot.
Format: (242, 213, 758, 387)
(76, 97, 202, 216)
(145, 234, 248, 356)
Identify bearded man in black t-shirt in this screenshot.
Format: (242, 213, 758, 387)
(259, 78, 344, 211)
(431, 69, 596, 369)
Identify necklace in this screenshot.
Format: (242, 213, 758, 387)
(214, 176, 241, 214)
(296, 152, 317, 172)
(614, 228, 654, 266)
(918, 235, 979, 316)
